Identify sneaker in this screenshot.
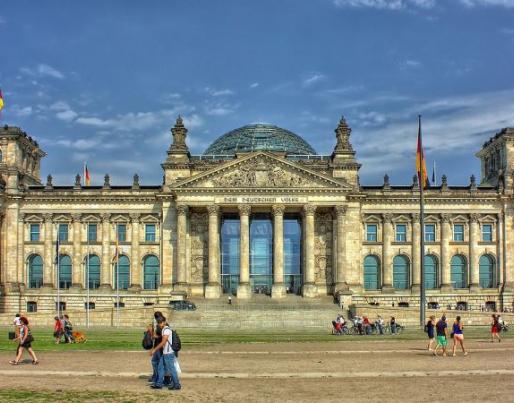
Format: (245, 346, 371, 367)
(168, 385, 181, 390)
(150, 385, 162, 389)
(464, 352, 468, 356)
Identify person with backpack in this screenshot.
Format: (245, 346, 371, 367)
(149, 316, 181, 391)
(10, 316, 38, 365)
(451, 316, 468, 356)
(426, 315, 436, 351)
(147, 311, 164, 385)
(433, 315, 448, 357)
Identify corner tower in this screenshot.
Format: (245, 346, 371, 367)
(330, 117, 361, 188)
(0, 125, 46, 192)
(475, 127, 514, 190)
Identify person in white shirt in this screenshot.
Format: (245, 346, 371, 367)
(149, 317, 181, 391)
(13, 314, 22, 338)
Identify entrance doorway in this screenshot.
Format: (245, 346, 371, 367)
(221, 215, 240, 294)
(250, 214, 273, 294)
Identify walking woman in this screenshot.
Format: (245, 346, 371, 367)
(10, 316, 38, 365)
(491, 314, 502, 343)
(451, 316, 468, 356)
(426, 315, 436, 351)
(53, 316, 63, 344)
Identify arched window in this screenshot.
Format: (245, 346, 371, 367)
(59, 255, 72, 289)
(363, 255, 380, 290)
(451, 255, 467, 289)
(28, 254, 43, 288)
(114, 255, 130, 290)
(84, 254, 101, 289)
(143, 255, 160, 290)
(424, 255, 438, 290)
(393, 255, 410, 289)
(479, 254, 495, 289)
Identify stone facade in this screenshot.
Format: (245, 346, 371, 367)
(1, 118, 514, 316)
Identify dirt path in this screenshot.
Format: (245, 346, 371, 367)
(1, 339, 512, 402)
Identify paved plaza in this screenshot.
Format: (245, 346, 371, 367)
(1, 339, 513, 402)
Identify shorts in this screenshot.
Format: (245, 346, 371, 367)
(454, 333, 464, 341)
(436, 335, 447, 346)
(491, 326, 499, 334)
(20, 341, 32, 349)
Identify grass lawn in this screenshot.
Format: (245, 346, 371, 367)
(0, 389, 156, 403)
(0, 325, 507, 351)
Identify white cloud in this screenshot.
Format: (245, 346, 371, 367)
(303, 74, 326, 87)
(402, 59, 421, 68)
(354, 89, 514, 178)
(459, 0, 514, 7)
(20, 64, 65, 79)
(75, 108, 190, 131)
(332, 0, 435, 10)
(182, 114, 204, 129)
(250, 82, 259, 89)
(205, 106, 235, 116)
(204, 87, 235, 97)
(56, 138, 100, 150)
(11, 105, 33, 117)
(37, 64, 64, 79)
(357, 111, 387, 126)
(50, 101, 78, 121)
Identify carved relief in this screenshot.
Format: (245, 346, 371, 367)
(208, 159, 325, 188)
(189, 212, 208, 284)
(314, 212, 333, 286)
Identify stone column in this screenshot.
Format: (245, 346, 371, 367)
(469, 214, 480, 290)
(498, 212, 504, 288)
(161, 199, 175, 291)
(17, 214, 25, 286)
(175, 204, 188, 290)
(302, 204, 318, 297)
(130, 213, 141, 290)
(440, 214, 452, 290)
(335, 205, 349, 292)
(382, 213, 394, 292)
(237, 204, 251, 299)
(412, 213, 421, 291)
(205, 205, 221, 298)
(71, 214, 82, 288)
(272, 205, 286, 298)
(99, 213, 112, 290)
(43, 213, 54, 288)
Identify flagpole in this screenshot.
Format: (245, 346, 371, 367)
(419, 115, 426, 328)
(56, 225, 60, 319)
(86, 222, 90, 328)
(116, 223, 120, 328)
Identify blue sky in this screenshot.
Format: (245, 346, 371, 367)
(1, 0, 514, 186)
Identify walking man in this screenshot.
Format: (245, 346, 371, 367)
(433, 315, 448, 357)
(149, 317, 181, 391)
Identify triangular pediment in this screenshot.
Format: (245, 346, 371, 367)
(175, 152, 351, 190)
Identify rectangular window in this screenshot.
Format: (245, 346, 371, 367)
(30, 224, 40, 241)
(424, 224, 436, 242)
(453, 224, 464, 241)
(87, 224, 97, 242)
(55, 301, 66, 312)
(366, 224, 378, 242)
(117, 224, 127, 242)
(395, 224, 407, 242)
(145, 224, 156, 242)
(114, 302, 125, 308)
(27, 301, 37, 312)
(58, 224, 68, 242)
(482, 224, 493, 242)
(84, 302, 95, 310)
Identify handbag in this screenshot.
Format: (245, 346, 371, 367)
(8, 331, 15, 340)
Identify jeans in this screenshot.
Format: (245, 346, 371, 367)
(391, 324, 397, 334)
(377, 324, 384, 335)
(150, 349, 162, 383)
(156, 353, 181, 388)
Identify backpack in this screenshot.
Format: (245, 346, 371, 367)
(142, 330, 153, 350)
(171, 330, 181, 352)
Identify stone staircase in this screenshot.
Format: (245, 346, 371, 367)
(170, 295, 340, 329)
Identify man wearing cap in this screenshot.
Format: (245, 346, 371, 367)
(433, 315, 449, 357)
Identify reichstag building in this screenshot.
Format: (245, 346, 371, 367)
(0, 116, 513, 313)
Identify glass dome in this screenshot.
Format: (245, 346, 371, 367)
(203, 124, 317, 156)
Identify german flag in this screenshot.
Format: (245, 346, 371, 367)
(416, 115, 429, 188)
(0, 89, 4, 111)
(84, 163, 91, 186)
